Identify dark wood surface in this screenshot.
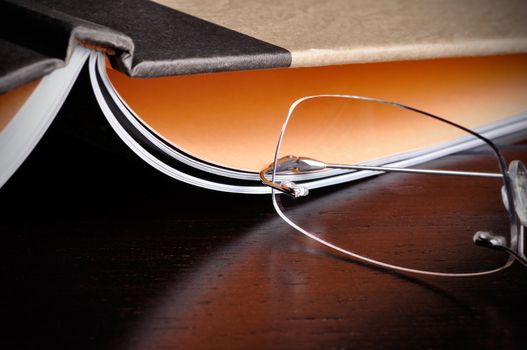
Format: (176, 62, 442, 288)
(1, 71, 527, 350)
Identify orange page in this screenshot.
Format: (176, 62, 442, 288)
(106, 55, 527, 172)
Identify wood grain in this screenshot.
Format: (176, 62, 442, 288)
(1, 68, 527, 350)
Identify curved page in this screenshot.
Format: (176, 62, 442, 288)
(0, 46, 89, 188)
(105, 54, 527, 173)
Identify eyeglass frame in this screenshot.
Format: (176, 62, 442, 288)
(259, 94, 527, 277)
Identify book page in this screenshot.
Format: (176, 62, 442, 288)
(106, 54, 527, 172)
(0, 80, 40, 131)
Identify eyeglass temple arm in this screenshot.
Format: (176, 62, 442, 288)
(326, 162, 503, 179)
(259, 155, 503, 197)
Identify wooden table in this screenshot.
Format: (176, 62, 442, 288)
(1, 70, 527, 349)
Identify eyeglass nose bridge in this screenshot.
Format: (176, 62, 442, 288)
(508, 160, 527, 225)
(476, 159, 527, 268)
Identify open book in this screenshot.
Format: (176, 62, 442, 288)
(2, 0, 527, 194)
(2, 46, 527, 194)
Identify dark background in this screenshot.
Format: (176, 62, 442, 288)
(1, 66, 527, 349)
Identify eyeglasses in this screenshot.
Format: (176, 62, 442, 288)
(259, 95, 527, 277)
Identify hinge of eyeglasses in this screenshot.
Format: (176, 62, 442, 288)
(275, 155, 326, 197)
(274, 155, 327, 173)
(259, 156, 326, 197)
